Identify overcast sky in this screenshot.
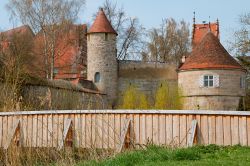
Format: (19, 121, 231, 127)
(0, 0, 249, 48)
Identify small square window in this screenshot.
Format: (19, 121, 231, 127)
(204, 75, 214, 87)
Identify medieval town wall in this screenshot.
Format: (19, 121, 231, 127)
(118, 61, 178, 104)
(0, 80, 107, 111)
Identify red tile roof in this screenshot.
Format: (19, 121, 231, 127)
(88, 8, 117, 35)
(180, 32, 245, 71)
(33, 24, 87, 79)
(192, 22, 219, 48)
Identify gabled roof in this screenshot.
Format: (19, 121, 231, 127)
(88, 8, 117, 35)
(0, 25, 34, 40)
(180, 32, 245, 71)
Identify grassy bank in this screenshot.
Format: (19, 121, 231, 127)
(79, 145, 250, 166)
(1, 145, 250, 165)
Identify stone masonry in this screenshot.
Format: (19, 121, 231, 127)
(87, 33, 118, 106)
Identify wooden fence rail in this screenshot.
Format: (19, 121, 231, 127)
(0, 110, 250, 150)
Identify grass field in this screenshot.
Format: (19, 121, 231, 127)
(79, 145, 250, 166)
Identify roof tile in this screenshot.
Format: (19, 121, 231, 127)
(88, 8, 117, 35)
(180, 32, 245, 71)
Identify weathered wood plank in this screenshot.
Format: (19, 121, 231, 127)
(109, 114, 115, 149)
(146, 114, 153, 144)
(179, 115, 187, 147)
(27, 115, 33, 147)
(215, 116, 223, 145)
(91, 114, 96, 147)
(114, 114, 121, 149)
(139, 114, 146, 145)
(159, 114, 166, 145)
(95, 114, 102, 148)
(223, 116, 231, 146)
(208, 115, 216, 144)
(232, 116, 239, 145)
(0, 116, 3, 147)
(42, 114, 48, 147)
(32, 115, 38, 147)
(196, 115, 201, 144)
(239, 116, 247, 146)
(247, 117, 250, 146)
(166, 115, 173, 145)
(173, 115, 180, 146)
(201, 115, 209, 145)
(52, 114, 59, 147)
(85, 114, 92, 148)
(117, 118, 131, 153)
(102, 114, 109, 149)
(152, 114, 159, 145)
(80, 114, 86, 148)
(187, 120, 197, 147)
(47, 114, 53, 147)
(4, 119, 21, 149)
(134, 114, 140, 147)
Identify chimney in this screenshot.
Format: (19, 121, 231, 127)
(181, 55, 186, 63)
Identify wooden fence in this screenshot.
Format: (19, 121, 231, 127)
(0, 110, 250, 150)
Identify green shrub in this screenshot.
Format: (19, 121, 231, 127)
(119, 84, 150, 109)
(154, 81, 183, 110)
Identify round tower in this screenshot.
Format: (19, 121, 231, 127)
(87, 8, 118, 107)
(178, 32, 246, 110)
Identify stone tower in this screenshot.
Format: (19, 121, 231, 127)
(178, 32, 246, 110)
(87, 8, 118, 106)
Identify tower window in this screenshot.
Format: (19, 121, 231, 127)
(94, 72, 101, 83)
(105, 33, 108, 41)
(204, 75, 214, 87)
(240, 76, 246, 89)
(199, 75, 219, 88)
(88, 35, 90, 41)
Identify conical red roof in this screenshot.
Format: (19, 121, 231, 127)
(180, 32, 244, 71)
(88, 8, 117, 35)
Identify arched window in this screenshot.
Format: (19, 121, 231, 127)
(94, 72, 101, 83)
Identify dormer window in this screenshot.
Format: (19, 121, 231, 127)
(199, 75, 219, 88)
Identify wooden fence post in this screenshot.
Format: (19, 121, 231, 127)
(58, 118, 73, 150)
(187, 120, 197, 147)
(4, 119, 21, 149)
(116, 118, 132, 153)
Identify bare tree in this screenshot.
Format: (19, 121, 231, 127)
(101, 0, 145, 60)
(146, 18, 190, 65)
(0, 30, 34, 111)
(230, 13, 250, 57)
(7, 0, 85, 79)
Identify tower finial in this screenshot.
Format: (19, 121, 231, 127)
(193, 11, 196, 24)
(209, 16, 211, 31)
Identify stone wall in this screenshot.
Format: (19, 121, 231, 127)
(118, 61, 178, 104)
(22, 85, 107, 110)
(87, 33, 117, 106)
(178, 69, 246, 110)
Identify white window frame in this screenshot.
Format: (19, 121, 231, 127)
(199, 74, 219, 88)
(204, 75, 214, 87)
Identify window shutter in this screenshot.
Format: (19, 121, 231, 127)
(199, 75, 204, 87)
(214, 75, 220, 87)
